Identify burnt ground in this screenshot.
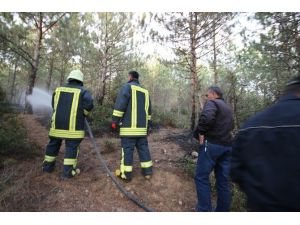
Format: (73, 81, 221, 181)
(0, 114, 200, 212)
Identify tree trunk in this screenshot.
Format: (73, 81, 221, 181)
(7, 68, 11, 92)
(97, 65, 107, 105)
(60, 68, 65, 86)
(47, 56, 54, 91)
(189, 13, 198, 131)
(97, 13, 109, 106)
(213, 19, 218, 84)
(25, 13, 43, 113)
(26, 13, 43, 96)
(10, 56, 19, 103)
(293, 14, 300, 74)
(97, 80, 106, 105)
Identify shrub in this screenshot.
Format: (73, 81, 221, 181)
(101, 138, 118, 154)
(90, 103, 113, 135)
(231, 184, 248, 212)
(178, 154, 196, 177)
(0, 112, 37, 158)
(150, 106, 190, 129)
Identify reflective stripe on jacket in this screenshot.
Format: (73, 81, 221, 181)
(49, 82, 93, 139)
(112, 80, 151, 137)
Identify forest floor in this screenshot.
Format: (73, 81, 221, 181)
(0, 114, 200, 212)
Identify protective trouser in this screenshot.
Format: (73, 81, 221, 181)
(120, 137, 153, 180)
(43, 138, 81, 178)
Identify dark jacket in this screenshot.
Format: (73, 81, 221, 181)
(49, 81, 94, 139)
(194, 98, 233, 146)
(231, 94, 300, 211)
(112, 80, 151, 137)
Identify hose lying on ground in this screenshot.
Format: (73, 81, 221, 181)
(84, 119, 155, 212)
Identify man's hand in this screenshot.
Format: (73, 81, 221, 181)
(199, 135, 204, 145)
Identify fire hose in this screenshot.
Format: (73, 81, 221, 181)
(84, 119, 155, 212)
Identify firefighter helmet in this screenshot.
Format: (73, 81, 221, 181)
(67, 70, 84, 82)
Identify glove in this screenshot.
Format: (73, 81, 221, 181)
(111, 122, 118, 133)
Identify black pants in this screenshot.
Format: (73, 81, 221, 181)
(119, 137, 153, 180)
(43, 137, 81, 177)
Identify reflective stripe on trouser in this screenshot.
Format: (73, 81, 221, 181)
(43, 138, 63, 172)
(120, 148, 133, 179)
(63, 139, 81, 177)
(140, 160, 153, 175)
(136, 137, 153, 176)
(120, 137, 153, 179)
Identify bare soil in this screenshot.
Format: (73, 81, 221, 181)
(0, 114, 197, 212)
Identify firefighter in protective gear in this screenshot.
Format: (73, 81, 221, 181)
(42, 69, 94, 179)
(112, 71, 153, 181)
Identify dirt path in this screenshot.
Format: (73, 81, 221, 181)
(1, 115, 197, 212)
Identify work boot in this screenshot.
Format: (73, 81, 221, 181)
(62, 168, 80, 180)
(42, 161, 55, 173)
(115, 169, 132, 182)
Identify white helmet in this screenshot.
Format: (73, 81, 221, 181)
(67, 70, 84, 82)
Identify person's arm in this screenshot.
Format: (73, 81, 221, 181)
(148, 97, 152, 122)
(82, 90, 94, 116)
(112, 84, 130, 124)
(51, 92, 55, 109)
(147, 98, 153, 133)
(196, 100, 218, 135)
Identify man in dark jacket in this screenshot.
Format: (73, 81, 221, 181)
(112, 71, 152, 181)
(231, 75, 300, 212)
(42, 70, 94, 179)
(194, 86, 234, 212)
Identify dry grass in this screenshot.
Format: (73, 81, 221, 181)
(101, 138, 118, 154)
(0, 162, 38, 211)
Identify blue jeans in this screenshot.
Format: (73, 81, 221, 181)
(194, 141, 232, 212)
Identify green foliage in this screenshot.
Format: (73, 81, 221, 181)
(231, 184, 248, 212)
(178, 154, 197, 177)
(254, 13, 300, 74)
(0, 112, 37, 157)
(1, 12, 298, 132)
(236, 92, 272, 126)
(152, 107, 189, 129)
(91, 103, 113, 134)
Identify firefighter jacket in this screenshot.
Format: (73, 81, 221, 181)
(49, 81, 94, 139)
(112, 79, 151, 137)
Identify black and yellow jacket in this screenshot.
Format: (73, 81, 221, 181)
(49, 81, 94, 139)
(112, 79, 151, 137)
